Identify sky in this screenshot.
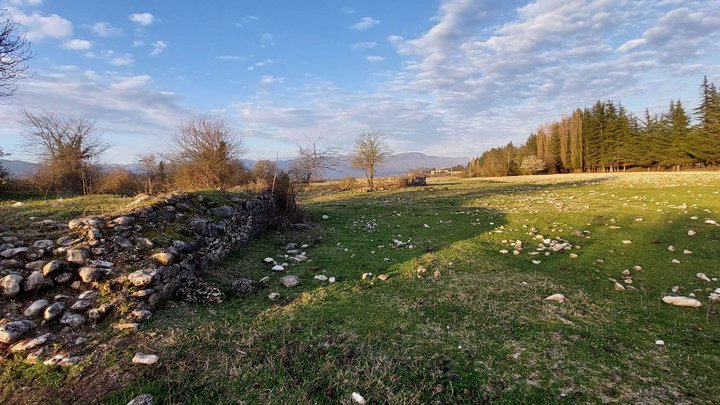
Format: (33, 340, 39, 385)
(0, 0, 719, 163)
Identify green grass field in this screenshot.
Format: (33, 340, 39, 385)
(4, 172, 720, 404)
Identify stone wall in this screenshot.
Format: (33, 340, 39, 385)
(0, 191, 275, 364)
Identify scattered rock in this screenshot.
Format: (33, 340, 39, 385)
(132, 353, 159, 365)
(271, 265, 285, 272)
(150, 252, 174, 266)
(655, 340, 665, 346)
(2, 274, 23, 297)
(231, 278, 257, 294)
(127, 394, 155, 405)
(662, 296, 701, 308)
(314, 275, 328, 282)
(696, 273, 711, 282)
(268, 292, 280, 301)
(10, 333, 51, 352)
(377, 274, 391, 281)
(544, 293, 565, 303)
(25, 299, 50, 317)
(280, 275, 300, 288)
(71, 300, 93, 311)
(688, 229, 696, 237)
(44, 302, 66, 321)
(0, 320, 37, 343)
(614, 282, 625, 291)
(43, 260, 66, 276)
(79, 267, 103, 283)
(127, 268, 158, 287)
(60, 312, 86, 328)
(66, 249, 89, 264)
(362, 272, 373, 280)
(351, 392, 367, 404)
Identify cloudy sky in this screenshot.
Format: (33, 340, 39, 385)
(1, 0, 719, 163)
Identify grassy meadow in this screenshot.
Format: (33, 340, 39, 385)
(3, 172, 720, 404)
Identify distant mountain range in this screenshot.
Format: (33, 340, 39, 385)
(1, 153, 469, 180)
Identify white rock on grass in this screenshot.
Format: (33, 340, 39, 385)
(280, 275, 300, 288)
(322, 215, 329, 220)
(614, 282, 626, 291)
(314, 275, 328, 282)
(668, 246, 676, 252)
(132, 353, 159, 365)
(622, 240, 632, 245)
(671, 259, 680, 264)
(569, 253, 578, 258)
(328, 277, 336, 283)
(126, 394, 155, 405)
(655, 340, 665, 346)
(268, 292, 280, 301)
(662, 296, 702, 308)
(683, 249, 693, 255)
(263, 257, 275, 264)
(544, 293, 565, 303)
(688, 230, 696, 237)
(271, 265, 285, 272)
(696, 273, 711, 282)
(351, 392, 367, 404)
(531, 260, 541, 265)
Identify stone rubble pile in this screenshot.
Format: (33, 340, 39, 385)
(1, 191, 275, 364)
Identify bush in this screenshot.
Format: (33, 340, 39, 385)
(338, 176, 358, 190)
(98, 168, 139, 195)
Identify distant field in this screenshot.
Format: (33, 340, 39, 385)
(4, 172, 720, 404)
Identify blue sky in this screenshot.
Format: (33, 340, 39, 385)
(1, 0, 719, 163)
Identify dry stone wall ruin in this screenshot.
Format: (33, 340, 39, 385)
(1, 191, 275, 364)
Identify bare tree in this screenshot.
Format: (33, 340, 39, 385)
(0, 147, 9, 187)
(136, 153, 166, 194)
(22, 110, 108, 195)
(351, 130, 392, 189)
(1, 11, 33, 98)
(290, 135, 339, 183)
(170, 116, 246, 190)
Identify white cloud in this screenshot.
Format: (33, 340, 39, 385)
(247, 59, 273, 71)
(366, 55, 386, 62)
(61, 38, 92, 50)
(5, 0, 43, 6)
(341, 8, 356, 14)
(88, 22, 122, 37)
(150, 40, 168, 56)
(0, 68, 190, 161)
(236, 15, 259, 28)
(129, 12, 155, 26)
(352, 41, 378, 50)
(260, 75, 283, 86)
(8, 8, 73, 40)
(111, 53, 134, 66)
(216, 55, 246, 61)
(349, 17, 380, 30)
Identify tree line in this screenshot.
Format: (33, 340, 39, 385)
(465, 77, 720, 177)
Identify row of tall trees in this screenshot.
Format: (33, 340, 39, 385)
(466, 77, 720, 177)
